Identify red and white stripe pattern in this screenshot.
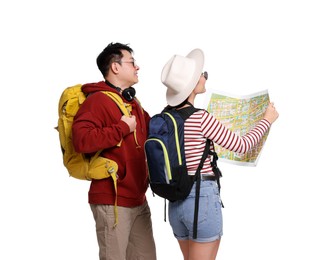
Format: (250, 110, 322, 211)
(184, 110, 270, 175)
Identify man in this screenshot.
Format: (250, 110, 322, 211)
(72, 42, 156, 260)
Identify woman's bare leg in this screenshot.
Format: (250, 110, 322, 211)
(178, 240, 190, 260)
(189, 239, 221, 260)
(177, 239, 221, 260)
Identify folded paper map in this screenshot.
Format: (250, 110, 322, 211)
(205, 89, 270, 166)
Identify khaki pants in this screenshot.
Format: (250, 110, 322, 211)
(90, 201, 156, 260)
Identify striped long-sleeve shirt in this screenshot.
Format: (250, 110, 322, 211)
(184, 110, 271, 175)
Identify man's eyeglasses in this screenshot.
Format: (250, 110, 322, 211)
(202, 71, 208, 80)
(118, 60, 137, 68)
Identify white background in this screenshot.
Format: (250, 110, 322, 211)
(1, 0, 324, 259)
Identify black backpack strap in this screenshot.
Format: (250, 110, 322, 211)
(163, 103, 200, 121)
(177, 106, 200, 121)
(193, 139, 211, 239)
(209, 143, 224, 208)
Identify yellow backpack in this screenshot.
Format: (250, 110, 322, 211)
(56, 84, 131, 226)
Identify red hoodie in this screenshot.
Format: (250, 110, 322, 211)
(72, 81, 151, 207)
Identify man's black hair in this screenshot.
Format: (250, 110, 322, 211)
(96, 42, 133, 78)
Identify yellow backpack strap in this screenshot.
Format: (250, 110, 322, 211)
(110, 171, 118, 227)
(101, 91, 131, 116)
(101, 91, 141, 148)
(100, 91, 133, 227)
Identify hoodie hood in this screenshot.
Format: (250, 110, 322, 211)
(82, 81, 117, 95)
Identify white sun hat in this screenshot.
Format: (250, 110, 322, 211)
(161, 48, 204, 106)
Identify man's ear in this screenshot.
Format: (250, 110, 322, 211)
(111, 62, 119, 74)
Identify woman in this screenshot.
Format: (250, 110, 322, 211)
(161, 48, 279, 260)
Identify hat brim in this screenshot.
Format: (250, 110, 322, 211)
(166, 48, 204, 106)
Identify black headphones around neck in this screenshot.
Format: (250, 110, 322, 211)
(105, 80, 136, 102)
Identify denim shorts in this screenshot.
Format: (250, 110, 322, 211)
(168, 180, 223, 242)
